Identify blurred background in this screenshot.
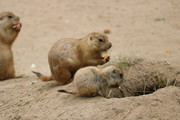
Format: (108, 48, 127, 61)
(0, 0, 179, 75)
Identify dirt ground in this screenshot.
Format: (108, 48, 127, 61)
(0, 0, 180, 120)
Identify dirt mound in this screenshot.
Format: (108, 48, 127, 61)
(0, 57, 180, 120)
(108, 57, 180, 98)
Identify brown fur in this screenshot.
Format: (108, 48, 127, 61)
(58, 65, 124, 98)
(33, 32, 112, 85)
(0, 12, 22, 80)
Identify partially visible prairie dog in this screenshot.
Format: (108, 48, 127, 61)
(58, 65, 124, 98)
(0, 12, 22, 80)
(33, 32, 112, 85)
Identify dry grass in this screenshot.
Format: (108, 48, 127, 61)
(108, 56, 179, 97)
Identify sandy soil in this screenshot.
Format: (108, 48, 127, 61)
(0, 0, 180, 120)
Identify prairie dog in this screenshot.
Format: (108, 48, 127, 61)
(33, 32, 112, 85)
(58, 65, 124, 98)
(0, 12, 22, 80)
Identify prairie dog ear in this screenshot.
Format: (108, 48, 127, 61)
(89, 36, 93, 41)
(88, 36, 94, 45)
(112, 69, 116, 73)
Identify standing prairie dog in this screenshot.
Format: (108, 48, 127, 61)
(58, 65, 124, 98)
(33, 32, 112, 85)
(0, 12, 22, 80)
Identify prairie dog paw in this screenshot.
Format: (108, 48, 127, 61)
(103, 56, 110, 63)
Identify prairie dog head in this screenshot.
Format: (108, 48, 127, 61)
(0, 12, 22, 32)
(102, 65, 124, 88)
(87, 32, 112, 52)
(0, 12, 22, 45)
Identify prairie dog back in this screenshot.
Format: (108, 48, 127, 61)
(73, 67, 101, 96)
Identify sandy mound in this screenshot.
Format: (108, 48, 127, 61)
(0, 82, 180, 120)
(0, 58, 180, 120)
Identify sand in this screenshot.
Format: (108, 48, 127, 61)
(0, 0, 180, 120)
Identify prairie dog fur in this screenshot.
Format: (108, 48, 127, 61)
(58, 65, 124, 98)
(0, 12, 22, 80)
(33, 32, 112, 85)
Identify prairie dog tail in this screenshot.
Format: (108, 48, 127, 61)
(32, 71, 54, 82)
(57, 89, 76, 94)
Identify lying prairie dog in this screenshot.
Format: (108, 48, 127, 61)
(58, 65, 124, 98)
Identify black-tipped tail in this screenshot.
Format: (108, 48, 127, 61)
(32, 71, 42, 77)
(57, 89, 67, 92)
(57, 89, 75, 94)
(32, 71, 53, 82)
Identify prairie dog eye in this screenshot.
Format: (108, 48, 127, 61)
(7, 16, 13, 19)
(98, 39, 104, 42)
